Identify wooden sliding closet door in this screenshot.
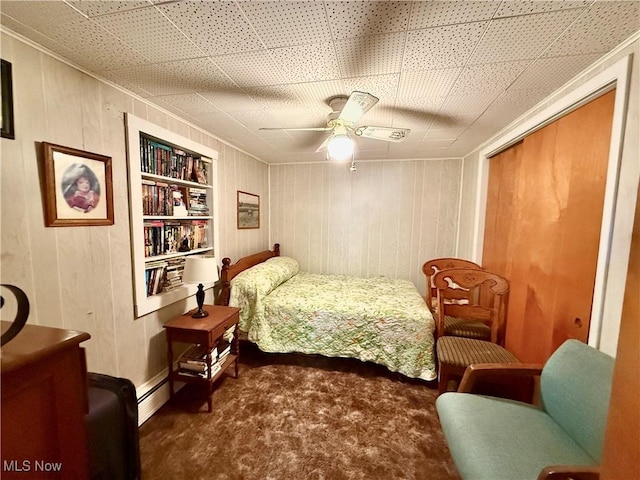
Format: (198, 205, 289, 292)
(483, 90, 616, 364)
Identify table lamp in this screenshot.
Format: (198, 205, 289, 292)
(182, 256, 219, 318)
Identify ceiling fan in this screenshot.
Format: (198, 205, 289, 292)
(259, 91, 411, 162)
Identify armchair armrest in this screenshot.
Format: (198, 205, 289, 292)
(537, 465, 600, 480)
(458, 362, 543, 394)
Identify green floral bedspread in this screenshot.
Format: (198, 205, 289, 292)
(230, 260, 436, 381)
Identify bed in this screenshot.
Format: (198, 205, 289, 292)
(218, 244, 436, 381)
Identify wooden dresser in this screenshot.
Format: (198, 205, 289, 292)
(1, 322, 91, 479)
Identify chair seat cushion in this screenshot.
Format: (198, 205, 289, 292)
(436, 393, 597, 480)
(443, 315, 491, 340)
(437, 337, 518, 367)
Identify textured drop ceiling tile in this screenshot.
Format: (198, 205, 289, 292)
(156, 1, 263, 56)
(53, 23, 148, 71)
(477, 88, 553, 128)
(213, 50, 292, 87)
(1, 1, 86, 28)
(343, 74, 400, 103)
(197, 91, 262, 112)
(439, 91, 499, 117)
(243, 85, 301, 110)
(509, 53, 602, 91)
(398, 68, 462, 98)
(395, 96, 448, 115)
(468, 9, 583, 65)
(229, 109, 286, 132)
(194, 111, 254, 138)
(239, 1, 331, 48)
(543, 1, 640, 57)
(404, 22, 488, 70)
(0, 14, 78, 59)
(383, 105, 435, 130)
(256, 129, 294, 142)
(67, 1, 153, 18)
(92, 6, 203, 63)
(1, 1, 147, 70)
(266, 107, 328, 129)
(269, 43, 340, 83)
(356, 107, 395, 128)
(431, 114, 478, 130)
(150, 96, 200, 122)
(424, 126, 469, 140)
(408, 1, 499, 29)
(98, 70, 156, 97)
(440, 144, 476, 158)
(326, 1, 411, 39)
(335, 33, 405, 77)
(449, 60, 531, 95)
(288, 81, 349, 109)
(494, 1, 591, 18)
(387, 142, 419, 159)
(106, 58, 236, 96)
(418, 138, 456, 149)
(153, 93, 220, 117)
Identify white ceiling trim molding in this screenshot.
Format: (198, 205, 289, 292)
(472, 54, 635, 357)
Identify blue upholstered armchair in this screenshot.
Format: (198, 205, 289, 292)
(436, 340, 614, 480)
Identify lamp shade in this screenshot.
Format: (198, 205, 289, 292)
(182, 256, 219, 285)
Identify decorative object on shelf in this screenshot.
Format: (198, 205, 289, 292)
(42, 142, 114, 227)
(1, 59, 14, 140)
(182, 256, 219, 318)
(0, 284, 30, 346)
(237, 191, 260, 229)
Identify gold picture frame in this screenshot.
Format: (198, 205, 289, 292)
(42, 142, 114, 227)
(237, 191, 259, 229)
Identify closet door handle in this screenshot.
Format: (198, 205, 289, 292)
(574, 317, 583, 328)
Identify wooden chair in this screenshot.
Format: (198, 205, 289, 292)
(422, 258, 482, 314)
(434, 268, 516, 393)
(433, 268, 510, 344)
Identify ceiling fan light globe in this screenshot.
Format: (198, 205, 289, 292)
(327, 134, 354, 161)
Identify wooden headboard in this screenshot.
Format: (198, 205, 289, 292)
(217, 243, 280, 306)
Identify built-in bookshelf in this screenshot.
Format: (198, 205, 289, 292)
(125, 113, 220, 317)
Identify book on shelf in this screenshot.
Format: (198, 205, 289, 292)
(141, 135, 208, 183)
(178, 344, 217, 362)
(188, 187, 209, 216)
(177, 362, 221, 379)
(141, 180, 174, 216)
(217, 339, 232, 360)
(222, 325, 236, 342)
(145, 260, 168, 297)
(162, 257, 186, 291)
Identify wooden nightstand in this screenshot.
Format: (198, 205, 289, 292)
(163, 305, 240, 412)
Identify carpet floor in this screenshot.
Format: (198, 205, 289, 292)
(139, 342, 460, 480)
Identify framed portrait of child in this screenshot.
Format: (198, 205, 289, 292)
(42, 142, 114, 227)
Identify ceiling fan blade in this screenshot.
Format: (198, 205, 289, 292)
(259, 127, 332, 132)
(354, 126, 410, 142)
(337, 91, 379, 124)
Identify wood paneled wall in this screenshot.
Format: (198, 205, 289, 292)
(0, 33, 269, 388)
(269, 159, 462, 294)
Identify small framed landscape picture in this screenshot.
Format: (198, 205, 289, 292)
(42, 142, 114, 227)
(237, 191, 259, 229)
